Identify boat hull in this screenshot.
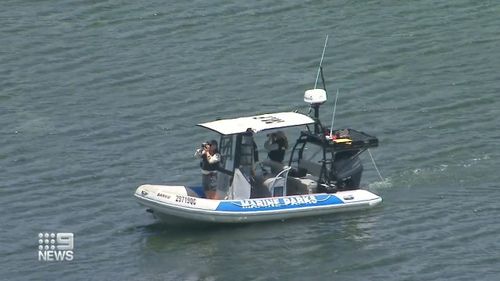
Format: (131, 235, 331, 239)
(134, 184, 382, 224)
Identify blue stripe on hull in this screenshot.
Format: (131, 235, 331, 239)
(215, 194, 343, 212)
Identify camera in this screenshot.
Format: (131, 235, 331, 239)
(201, 142, 209, 149)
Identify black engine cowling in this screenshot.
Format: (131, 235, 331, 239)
(331, 152, 363, 190)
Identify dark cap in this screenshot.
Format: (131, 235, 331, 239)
(209, 139, 218, 146)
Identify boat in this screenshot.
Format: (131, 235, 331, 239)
(134, 92, 382, 224)
(134, 41, 382, 224)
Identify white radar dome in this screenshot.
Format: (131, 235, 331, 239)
(304, 89, 327, 105)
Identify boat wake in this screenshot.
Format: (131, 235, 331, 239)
(368, 178, 392, 189)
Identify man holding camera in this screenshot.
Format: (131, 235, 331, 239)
(264, 131, 288, 163)
(194, 139, 221, 199)
(263, 131, 289, 174)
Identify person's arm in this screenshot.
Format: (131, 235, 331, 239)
(207, 153, 220, 164)
(264, 139, 279, 151)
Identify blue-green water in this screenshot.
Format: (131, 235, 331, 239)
(1, 0, 499, 280)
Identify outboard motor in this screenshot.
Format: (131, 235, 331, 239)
(331, 151, 363, 190)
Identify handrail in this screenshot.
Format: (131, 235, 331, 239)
(269, 166, 292, 196)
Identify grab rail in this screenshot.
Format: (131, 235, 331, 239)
(269, 166, 292, 196)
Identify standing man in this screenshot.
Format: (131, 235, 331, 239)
(194, 139, 221, 199)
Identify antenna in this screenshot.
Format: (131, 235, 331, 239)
(329, 89, 339, 138)
(314, 35, 329, 89)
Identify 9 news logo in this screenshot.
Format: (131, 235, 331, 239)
(38, 232, 74, 262)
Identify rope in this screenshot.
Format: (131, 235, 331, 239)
(368, 149, 384, 181)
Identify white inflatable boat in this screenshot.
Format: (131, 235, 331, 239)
(135, 93, 382, 224)
(135, 184, 381, 223)
(136, 42, 383, 223)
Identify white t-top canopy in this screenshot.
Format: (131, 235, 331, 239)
(197, 112, 315, 135)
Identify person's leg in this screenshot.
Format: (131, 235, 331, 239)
(262, 159, 284, 175)
(202, 174, 211, 198)
(206, 173, 218, 199)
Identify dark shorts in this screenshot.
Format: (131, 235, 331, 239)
(202, 172, 217, 192)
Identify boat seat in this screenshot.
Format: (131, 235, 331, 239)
(263, 167, 291, 197)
